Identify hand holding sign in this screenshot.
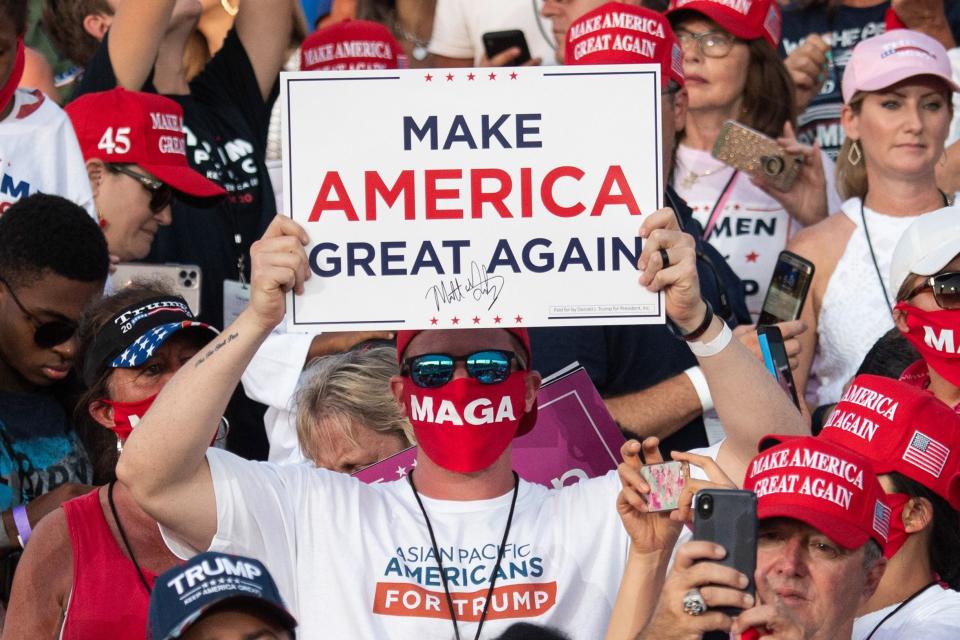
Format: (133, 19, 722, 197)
(638, 208, 703, 333)
(247, 216, 311, 332)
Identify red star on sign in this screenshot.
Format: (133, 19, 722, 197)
(430, 317, 438, 325)
(473, 316, 481, 325)
(446, 73, 454, 81)
(451, 317, 460, 325)
(424, 73, 433, 82)
(493, 315, 502, 324)
(467, 72, 476, 81)
(488, 72, 497, 80)
(746, 252, 759, 263)
(514, 315, 523, 324)
(510, 72, 518, 80)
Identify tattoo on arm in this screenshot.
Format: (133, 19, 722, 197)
(194, 332, 240, 368)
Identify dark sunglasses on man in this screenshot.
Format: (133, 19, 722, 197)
(401, 350, 523, 388)
(0, 274, 79, 348)
(108, 164, 174, 213)
(905, 271, 960, 309)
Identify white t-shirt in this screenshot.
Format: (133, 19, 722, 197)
(0, 89, 95, 218)
(164, 448, 629, 639)
(853, 585, 960, 640)
(674, 145, 841, 319)
(428, 0, 557, 65)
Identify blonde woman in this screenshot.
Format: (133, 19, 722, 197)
(295, 346, 413, 473)
(789, 29, 958, 407)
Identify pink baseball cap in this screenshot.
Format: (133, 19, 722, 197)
(745, 436, 890, 549)
(667, 0, 781, 48)
(818, 374, 960, 510)
(66, 88, 225, 199)
(300, 19, 402, 71)
(842, 29, 960, 103)
(565, 2, 685, 88)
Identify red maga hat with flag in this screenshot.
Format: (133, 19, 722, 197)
(667, 0, 781, 48)
(300, 19, 402, 71)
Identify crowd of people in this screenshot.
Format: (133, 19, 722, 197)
(1, 0, 960, 638)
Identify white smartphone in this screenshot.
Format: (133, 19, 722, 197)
(111, 263, 202, 315)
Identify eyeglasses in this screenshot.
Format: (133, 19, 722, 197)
(0, 274, 78, 348)
(676, 30, 738, 58)
(108, 164, 173, 213)
(905, 272, 960, 309)
(401, 350, 520, 388)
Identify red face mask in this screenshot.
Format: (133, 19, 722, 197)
(0, 38, 24, 116)
(883, 492, 912, 559)
(896, 303, 960, 387)
(401, 372, 528, 473)
(101, 393, 158, 442)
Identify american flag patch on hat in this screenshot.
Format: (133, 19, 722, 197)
(110, 321, 212, 369)
(872, 500, 891, 541)
(902, 431, 950, 478)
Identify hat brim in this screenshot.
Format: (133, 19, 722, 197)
(162, 595, 298, 640)
(667, 4, 763, 43)
(110, 321, 219, 370)
(757, 501, 871, 550)
(142, 163, 226, 199)
(847, 70, 960, 103)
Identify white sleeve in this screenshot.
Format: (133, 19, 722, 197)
(427, 0, 475, 60)
(241, 331, 315, 409)
(554, 471, 630, 559)
(58, 111, 96, 219)
(822, 150, 843, 217)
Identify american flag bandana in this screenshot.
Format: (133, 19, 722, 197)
(110, 321, 214, 369)
(902, 431, 950, 478)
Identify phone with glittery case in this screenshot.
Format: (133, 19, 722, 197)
(639, 461, 689, 512)
(712, 120, 803, 192)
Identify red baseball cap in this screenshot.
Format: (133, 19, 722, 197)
(667, 0, 782, 48)
(396, 328, 537, 435)
(745, 436, 890, 549)
(565, 2, 685, 89)
(300, 19, 402, 71)
(818, 374, 960, 510)
(66, 88, 225, 199)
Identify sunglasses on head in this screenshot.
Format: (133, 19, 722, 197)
(0, 274, 78, 348)
(401, 350, 521, 388)
(906, 271, 960, 309)
(108, 164, 173, 213)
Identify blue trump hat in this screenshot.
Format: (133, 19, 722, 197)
(148, 552, 297, 639)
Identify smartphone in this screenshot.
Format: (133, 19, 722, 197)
(639, 461, 689, 512)
(482, 30, 532, 65)
(757, 325, 801, 408)
(692, 489, 758, 615)
(757, 251, 815, 326)
(112, 263, 202, 315)
(712, 120, 803, 192)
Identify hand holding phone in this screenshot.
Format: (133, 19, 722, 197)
(692, 489, 758, 615)
(758, 251, 815, 326)
(712, 120, 803, 192)
(482, 30, 532, 66)
(757, 325, 801, 408)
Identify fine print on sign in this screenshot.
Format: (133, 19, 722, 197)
(281, 64, 664, 331)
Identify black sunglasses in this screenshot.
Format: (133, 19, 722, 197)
(0, 274, 78, 348)
(401, 350, 520, 388)
(906, 271, 960, 309)
(108, 164, 174, 213)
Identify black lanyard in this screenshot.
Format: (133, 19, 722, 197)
(407, 470, 519, 640)
(107, 481, 152, 594)
(862, 581, 937, 640)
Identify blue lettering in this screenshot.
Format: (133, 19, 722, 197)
(380, 241, 406, 275)
(522, 238, 553, 273)
(487, 239, 521, 273)
(1, 174, 29, 199)
(403, 115, 438, 150)
(443, 115, 477, 150)
(559, 238, 591, 271)
(516, 113, 543, 148)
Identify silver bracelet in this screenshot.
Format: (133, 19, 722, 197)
(688, 321, 733, 358)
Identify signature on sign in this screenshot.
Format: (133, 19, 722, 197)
(425, 261, 505, 311)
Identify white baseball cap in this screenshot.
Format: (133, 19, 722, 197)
(890, 206, 960, 297)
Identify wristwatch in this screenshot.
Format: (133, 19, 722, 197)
(666, 299, 714, 342)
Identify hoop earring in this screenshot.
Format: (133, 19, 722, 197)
(848, 139, 862, 166)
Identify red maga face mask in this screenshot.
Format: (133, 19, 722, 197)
(0, 38, 24, 116)
(896, 303, 960, 387)
(101, 393, 158, 441)
(401, 372, 528, 473)
(883, 492, 912, 559)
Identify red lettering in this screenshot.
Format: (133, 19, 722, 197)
(309, 171, 358, 222)
(520, 167, 532, 218)
(425, 169, 463, 219)
(591, 165, 641, 216)
(364, 170, 415, 220)
(470, 168, 513, 218)
(541, 166, 585, 217)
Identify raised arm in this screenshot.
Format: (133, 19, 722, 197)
(233, 0, 294, 101)
(605, 374, 702, 442)
(639, 210, 807, 486)
(116, 216, 310, 552)
(107, 0, 177, 90)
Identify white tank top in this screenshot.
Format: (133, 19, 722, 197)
(813, 198, 919, 406)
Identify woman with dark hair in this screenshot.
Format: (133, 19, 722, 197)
(818, 374, 960, 638)
(667, 0, 842, 319)
(789, 28, 958, 408)
(2, 282, 221, 638)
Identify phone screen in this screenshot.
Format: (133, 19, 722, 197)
(758, 252, 814, 326)
(758, 327, 801, 408)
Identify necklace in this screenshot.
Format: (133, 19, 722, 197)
(392, 18, 430, 61)
(407, 470, 519, 640)
(677, 157, 729, 190)
(107, 482, 152, 594)
(863, 581, 937, 640)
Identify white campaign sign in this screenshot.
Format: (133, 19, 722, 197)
(281, 64, 664, 331)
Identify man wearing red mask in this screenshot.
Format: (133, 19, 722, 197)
(117, 206, 804, 639)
